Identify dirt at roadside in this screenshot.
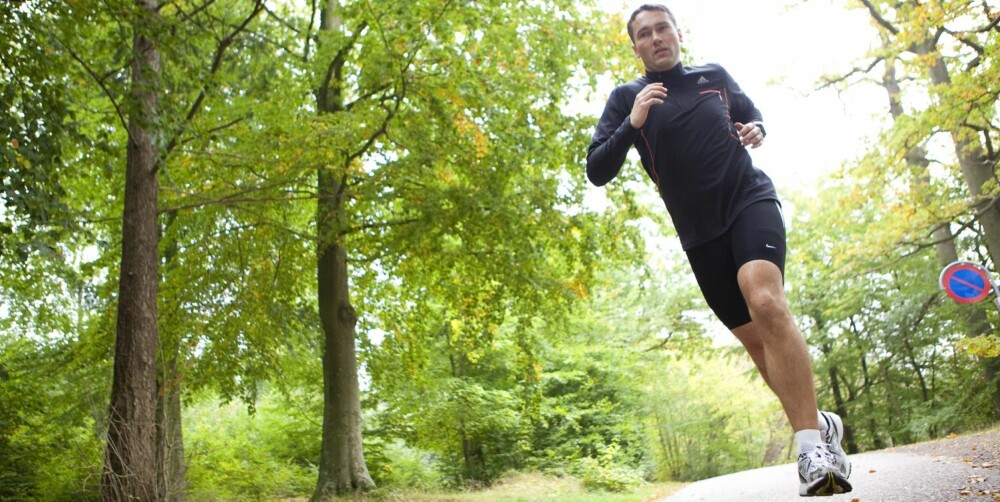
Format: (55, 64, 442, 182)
(888, 427, 1000, 500)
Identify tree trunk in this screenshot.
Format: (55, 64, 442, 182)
(101, 0, 161, 499)
(157, 210, 187, 501)
(460, 426, 486, 483)
(310, 2, 375, 495)
(446, 348, 487, 483)
(311, 193, 375, 499)
(157, 355, 186, 501)
(860, 355, 884, 450)
(826, 363, 856, 454)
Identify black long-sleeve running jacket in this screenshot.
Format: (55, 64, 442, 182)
(586, 62, 778, 250)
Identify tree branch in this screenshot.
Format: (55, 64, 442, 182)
(941, 27, 984, 72)
(644, 333, 674, 352)
(165, 0, 265, 156)
(859, 0, 899, 34)
(344, 89, 402, 165)
(167, 0, 216, 20)
(56, 36, 130, 138)
(817, 57, 884, 90)
(341, 217, 421, 237)
(160, 193, 316, 213)
(977, 1, 1000, 33)
(895, 193, 1000, 260)
(171, 114, 248, 149)
(260, 1, 302, 36)
(341, 0, 457, 166)
(304, 0, 319, 62)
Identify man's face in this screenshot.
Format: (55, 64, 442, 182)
(630, 10, 683, 72)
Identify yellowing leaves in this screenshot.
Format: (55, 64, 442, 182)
(566, 278, 589, 300)
(437, 166, 457, 185)
(958, 336, 1000, 358)
(526, 363, 542, 382)
(453, 113, 489, 160)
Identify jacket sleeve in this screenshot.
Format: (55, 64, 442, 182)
(722, 67, 763, 128)
(586, 87, 640, 187)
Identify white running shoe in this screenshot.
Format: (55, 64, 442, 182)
(798, 444, 852, 496)
(819, 410, 851, 481)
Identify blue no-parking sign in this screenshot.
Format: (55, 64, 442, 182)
(939, 261, 995, 304)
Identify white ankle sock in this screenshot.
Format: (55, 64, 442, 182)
(796, 429, 822, 455)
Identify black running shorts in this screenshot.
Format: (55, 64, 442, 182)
(685, 200, 786, 329)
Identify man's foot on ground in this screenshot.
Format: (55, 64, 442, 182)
(819, 410, 851, 480)
(798, 444, 852, 496)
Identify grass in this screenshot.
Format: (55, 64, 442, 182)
(324, 472, 684, 502)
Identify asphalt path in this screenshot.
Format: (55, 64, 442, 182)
(659, 432, 1000, 502)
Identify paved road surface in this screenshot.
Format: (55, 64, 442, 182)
(659, 449, 1000, 501)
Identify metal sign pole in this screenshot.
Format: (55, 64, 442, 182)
(992, 277, 1000, 314)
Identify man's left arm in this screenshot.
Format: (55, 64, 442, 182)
(722, 68, 766, 149)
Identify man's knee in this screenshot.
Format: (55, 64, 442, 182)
(744, 288, 793, 328)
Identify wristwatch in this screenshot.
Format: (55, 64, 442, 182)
(753, 120, 766, 137)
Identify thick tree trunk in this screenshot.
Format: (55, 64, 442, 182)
(311, 175, 375, 499)
(446, 344, 487, 482)
(101, 1, 161, 499)
(309, 1, 375, 498)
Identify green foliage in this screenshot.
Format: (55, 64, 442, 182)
(184, 396, 315, 501)
(367, 440, 444, 491)
(574, 443, 645, 493)
(0, 0, 82, 259)
(787, 182, 997, 450)
(788, 0, 1000, 454)
(0, 339, 105, 502)
(647, 355, 785, 481)
(531, 355, 646, 470)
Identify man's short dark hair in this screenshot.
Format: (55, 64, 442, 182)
(627, 4, 678, 43)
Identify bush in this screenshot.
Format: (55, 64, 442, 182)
(368, 440, 443, 490)
(185, 397, 315, 501)
(574, 443, 644, 493)
(0, 341, 106, 502)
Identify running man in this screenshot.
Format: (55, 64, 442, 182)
(586, 4, 851, 496)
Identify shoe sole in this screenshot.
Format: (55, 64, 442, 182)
(801, 472, 853, 496)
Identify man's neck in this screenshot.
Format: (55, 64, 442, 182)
(644, 62, 683, 81)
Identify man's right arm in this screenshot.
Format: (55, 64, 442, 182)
(586, 88, 639, 187)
